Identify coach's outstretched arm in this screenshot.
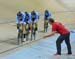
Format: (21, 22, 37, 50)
(43, 31, 57, 38)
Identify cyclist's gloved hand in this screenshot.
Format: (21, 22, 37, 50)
(17, 29, 19, 32)
(20, 21, 22, 24)
(34, 20, 37, 23)
(24, 22, 26, 25)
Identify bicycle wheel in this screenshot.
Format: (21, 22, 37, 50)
(17, 24, 23, 45)
(33, 30, 36, 40)
(26, 24, 30, 41)
(31, 21, 37, 41)
(44, 20, 48, 32)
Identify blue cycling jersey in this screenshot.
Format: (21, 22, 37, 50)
(43, 11, 51, 20)
(16, 12, 25, 24)
(31, 12, 39, 23)
(23, 13, 31, 25)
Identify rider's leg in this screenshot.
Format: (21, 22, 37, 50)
(44, 20, 46, 32)
(35, 23, 38, 31)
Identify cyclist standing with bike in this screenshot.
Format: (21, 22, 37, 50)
(23, 12, 31, 41)
(43, 10, 51, 32)
(31, 10, 39, 40)
(16, 11, 25, 44)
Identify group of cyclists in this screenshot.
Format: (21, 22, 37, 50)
(16, 10, 51, 44)
(16, 10, 72, 55)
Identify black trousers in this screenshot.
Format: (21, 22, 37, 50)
(56, 32, 72, 55)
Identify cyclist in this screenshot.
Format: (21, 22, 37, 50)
(43, 10, 51, 32)
(16, 11, 25, 43)
(23, 12, 31, 41)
